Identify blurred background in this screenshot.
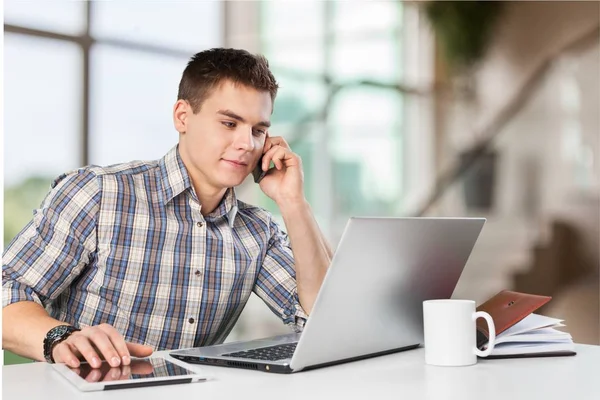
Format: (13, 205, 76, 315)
(3, 0, 599, 364)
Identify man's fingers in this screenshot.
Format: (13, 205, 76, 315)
(261, 146, 276, 170)
(272, 147, 286, 170)
(126, 342, 154, 358)
(265, 136, 290, 150)
(86, 329, 122, 367)
(262, 145, 290, 171)
(71, 345, 83, 360)
(270, 151, 284, 170)
(54, 324, 151, 369)
(98, 324, 131, 365)
(70, 335, 102, 368)
(53, 342, 80, 368)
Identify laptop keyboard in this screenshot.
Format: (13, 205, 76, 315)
(223, 342, 298, 361)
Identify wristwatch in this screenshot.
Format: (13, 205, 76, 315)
(43, 325, 81, 363)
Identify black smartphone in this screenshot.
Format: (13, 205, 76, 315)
(252, 155, 268, 183)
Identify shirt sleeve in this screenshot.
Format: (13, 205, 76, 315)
(2, 169, 100, 309)
(253, 217, 308, 332)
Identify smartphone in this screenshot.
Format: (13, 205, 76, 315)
(252, 155, 268, 183)
(52, 357, 207, 392)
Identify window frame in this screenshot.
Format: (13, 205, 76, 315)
(4, 1, 226, 166)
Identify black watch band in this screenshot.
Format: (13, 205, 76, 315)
(43, 325, 81, 363)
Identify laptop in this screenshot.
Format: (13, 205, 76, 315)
(171, 217, 485, 373)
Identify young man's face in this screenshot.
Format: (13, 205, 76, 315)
(174, 79, 272, 192)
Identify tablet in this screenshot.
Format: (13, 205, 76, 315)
(52, 356, 207, 392)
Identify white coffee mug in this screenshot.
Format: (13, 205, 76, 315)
(423, 299, 496, 366)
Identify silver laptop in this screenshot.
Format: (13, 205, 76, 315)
(171, 217, 485, 373)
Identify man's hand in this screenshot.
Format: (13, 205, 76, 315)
(258, 135, 305, 206)
(52, 323, 153, 369)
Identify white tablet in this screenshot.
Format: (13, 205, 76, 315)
(52, 356, 207, 392)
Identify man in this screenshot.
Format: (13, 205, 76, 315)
(2, 48, 333, 369)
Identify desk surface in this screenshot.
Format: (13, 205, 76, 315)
(3, 344, 599, 400)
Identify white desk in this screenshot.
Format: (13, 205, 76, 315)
(3, 344, 599, 400)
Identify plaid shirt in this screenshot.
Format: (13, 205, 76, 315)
(2, 145, 307, 350)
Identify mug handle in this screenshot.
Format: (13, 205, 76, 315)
(472, 311, 496, 357)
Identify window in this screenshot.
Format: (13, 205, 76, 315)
(89, 46, 188, 165)
(259, 1, 404, 234)
(4, 32, 84, 250)
(90, 1, 221, 53)
(4, 2, 224, 252)
(4, 34, 83, 186)
(4, 0, 86, 35)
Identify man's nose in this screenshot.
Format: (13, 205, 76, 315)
(233, 128, 255, 151)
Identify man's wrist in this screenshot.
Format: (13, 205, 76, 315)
(276, 197, 309, 215)
(43, 325, 80, 363)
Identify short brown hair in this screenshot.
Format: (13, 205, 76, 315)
(177, 48, 279, 113)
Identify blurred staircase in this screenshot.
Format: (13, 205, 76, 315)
(452, 215, 537, 304)
(453, 213, 596, 313)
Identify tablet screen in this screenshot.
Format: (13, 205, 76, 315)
(70, 357, 194, 382)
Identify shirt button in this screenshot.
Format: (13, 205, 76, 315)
(189, 318, 195, 324)
(195, 270, 201, 277)
(196, 221, 203, 228)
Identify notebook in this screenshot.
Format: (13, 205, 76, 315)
(475, 290, 576, 359)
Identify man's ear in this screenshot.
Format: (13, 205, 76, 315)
(173, 100, 190, 134)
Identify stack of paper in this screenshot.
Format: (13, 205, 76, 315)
(487, 313, 575, 356)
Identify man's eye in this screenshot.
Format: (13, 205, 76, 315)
(222, 121, 236, 128)
(253, 129, 265, 136)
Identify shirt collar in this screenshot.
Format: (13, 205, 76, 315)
(159, 145, 239, 228)
(159, 145, 193, 204)
(208, 187, 239, 228)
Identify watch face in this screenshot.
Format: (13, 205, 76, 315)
(52, 325, 71, 339)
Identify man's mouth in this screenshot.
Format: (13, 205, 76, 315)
(222, 159, 248, 167)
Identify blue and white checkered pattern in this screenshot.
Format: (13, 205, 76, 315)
(3, 145, 307, 350)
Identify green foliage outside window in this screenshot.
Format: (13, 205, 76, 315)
(4, 176, 53, 248)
